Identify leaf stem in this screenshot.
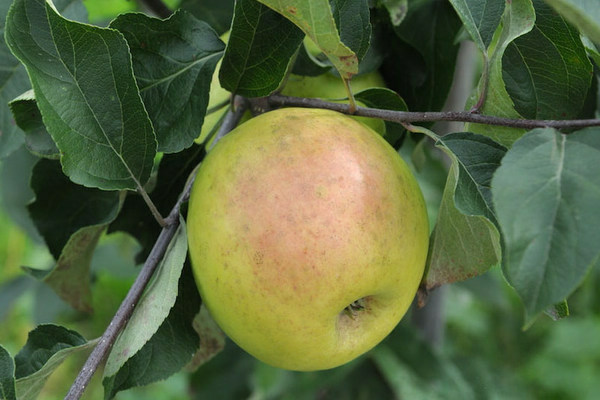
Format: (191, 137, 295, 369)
(268, 94, 600, 131)
(137, 185, 166, 227)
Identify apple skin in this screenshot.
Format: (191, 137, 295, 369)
(187, 107, 429, 371)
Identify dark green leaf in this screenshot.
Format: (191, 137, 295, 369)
(492, 128, 600, 321)
(8, 91, 58, 158)
(354, 87, 408, 147)
(110, 10, 225, 153)
(28, 159, 121, 260)
(449, 0, 504, 51)
(0, 345, 16, 400)
(13, 325, 94, 399)
(545, 0, 600, 45)
(438, 132, 507, 223)
(383, 0, 462, 112)
(103, 262, 201, 399)
(5, 0, 156, 190)
(290, 41, 332, 77)
(219, 0, 304, 97)
(14, 324, 87, 378)
(331, 0, 372, 61)
(104, 218, 188, 378)
(0, 0, 87, 159)
(180, 0, 235, 35)
(503, 0, 592, 120)
(27, 159, 122, 312)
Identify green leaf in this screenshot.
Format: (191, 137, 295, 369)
(371, 345, 436, 399)
(290, 41, 332, 76)
(0, 345, 16, 400)
(0, 147, 41, 240)
(5, 0, 156, 190)
(104, 217, 188, 378)
(0, 30, 26, 158)
(185, 306, 226, 371)
(438, 132, 507, 223)
(8, 90, 59, 158)
(425, 167, 502, 289)
(449, 0, 504, 52)
(424, 132, 504, 288)
(385, 0, 462, 112)
(545, 0, 600, 45)
(110, 10, 225, 153)
(219, 0, 304, 97)
(0, 0, 87, 159)
(466, 0, 535, 146)
(491, 128, 600, 321)
(13, 325, 94, 400)
(42, 225, 108, 313)
(330, 0, 372, 62)
(354, 87, 408, 147)
(373, 324, 475, 400)
(103, 261, 201, 399)
(0, 276, 35, 321)
(425, 144, 502, 289)
(256, 0, 359, 79)
(180, 0, 235, 35)
(379, 0, 408, 27)
(28, 159, 121, 260)
(502, 0, 592, 120)
(27, 159, 122, 312)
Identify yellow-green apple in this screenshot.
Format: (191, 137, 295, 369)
(187, 107, 429, 371)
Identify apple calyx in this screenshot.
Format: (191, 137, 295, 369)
(343, 297, 369, 319)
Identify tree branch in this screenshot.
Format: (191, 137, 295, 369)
(268, 94, 600, 131)
(64, 98, 249, 400)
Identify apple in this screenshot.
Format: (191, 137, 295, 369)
(187, 107, 429, 371)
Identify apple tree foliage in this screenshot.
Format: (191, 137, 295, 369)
(0, 0, 600, 398)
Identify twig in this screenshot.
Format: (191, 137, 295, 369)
(268, 94, 600, 130)
(64, 211, 179, 399)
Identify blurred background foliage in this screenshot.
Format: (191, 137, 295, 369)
(2, 0, 600, 399)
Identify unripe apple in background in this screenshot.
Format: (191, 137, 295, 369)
(197, 37, 386, 144)
(187, 108, 429, 371)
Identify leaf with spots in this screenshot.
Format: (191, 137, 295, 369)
(256, 0, 359, 79)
